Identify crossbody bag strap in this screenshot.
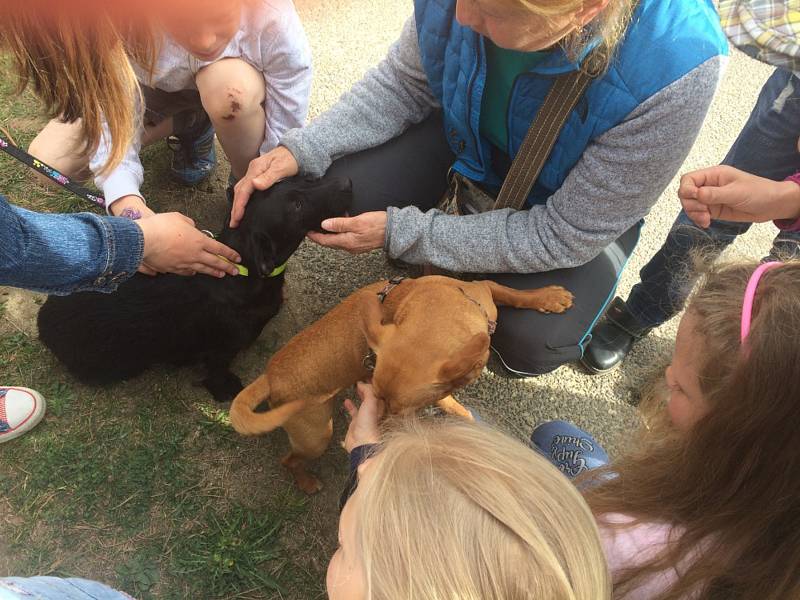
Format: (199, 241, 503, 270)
(492, 54, 603, 212)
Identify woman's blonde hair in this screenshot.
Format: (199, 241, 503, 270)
(584, 259, 800, 599)
(499, 0, 637, 71)
(354, 418, 610, 600)
(0, 2, 156, 174)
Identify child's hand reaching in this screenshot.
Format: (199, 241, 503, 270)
(679, 165, 800, 227)
(343, 382, 385, 453)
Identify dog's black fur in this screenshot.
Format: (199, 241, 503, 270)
(37, 176, 352, 402)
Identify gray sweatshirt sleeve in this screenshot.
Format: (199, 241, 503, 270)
(280, 16, 438, 176)
(385, 56, 725, 273)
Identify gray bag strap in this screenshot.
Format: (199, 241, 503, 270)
(492, 51, 605, 211)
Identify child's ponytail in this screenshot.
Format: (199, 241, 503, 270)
(0, 2, 156, 174)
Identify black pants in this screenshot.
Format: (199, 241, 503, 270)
(326, 114, 641, 375)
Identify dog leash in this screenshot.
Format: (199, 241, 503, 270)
(0, 132, 107, 209)
(0, 131, 256, 275)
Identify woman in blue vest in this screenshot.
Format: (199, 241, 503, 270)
(232, 0, 728, 376)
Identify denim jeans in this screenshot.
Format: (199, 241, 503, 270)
(0, 577, 132, 600)
(626, 68, 800, 328)
(0, 196, 143, 295)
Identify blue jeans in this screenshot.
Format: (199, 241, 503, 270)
(0, 196, 143, 295)
(626, 68, 800, 328)
(0, 577, 131, 600)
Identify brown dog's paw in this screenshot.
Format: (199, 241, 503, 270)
(296, 474, 324, 495)
(282, 453, 324, 495)
(535, 286, 574, 314)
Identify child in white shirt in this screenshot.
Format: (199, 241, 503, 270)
(29, 0, 311, 219)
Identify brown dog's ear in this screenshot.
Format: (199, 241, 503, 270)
(438, 332, 490, 385)
(360, 293, 394, 350)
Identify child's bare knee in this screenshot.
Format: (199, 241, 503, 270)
(199, 64, 265, 123)
(203, 85, 263, 122)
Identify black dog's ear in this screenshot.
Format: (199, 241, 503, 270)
(250, 232, 278, 278)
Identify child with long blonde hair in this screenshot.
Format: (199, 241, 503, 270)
(14, 0, 310, 219)
(333, 401, 611, 600)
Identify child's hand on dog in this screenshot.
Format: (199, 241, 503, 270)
(343, 382, 385, 453)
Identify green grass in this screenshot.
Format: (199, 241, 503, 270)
(0, 322, 321, 598)
(0, 57, 339, 599)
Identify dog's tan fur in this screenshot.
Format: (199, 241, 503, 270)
(230, 275, 573, 493)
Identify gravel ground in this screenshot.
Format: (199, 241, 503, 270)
(290, 0, 778, 453)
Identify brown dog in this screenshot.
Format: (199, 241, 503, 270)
(229, 275, 572, 493)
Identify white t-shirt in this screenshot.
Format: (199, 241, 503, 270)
(91, 0, 312, 209)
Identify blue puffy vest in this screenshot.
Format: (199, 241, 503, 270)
(414, 0, 728, 205)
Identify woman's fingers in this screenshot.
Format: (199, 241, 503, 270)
(204, 238, 241, 264)
(231, 148, 299, 228)
(307, 230, 359, 251)
(231, 179, 257, 228)
(194, 253, 238, 277)
(189, 263, 227, 278)
(231, 172, 279, 227)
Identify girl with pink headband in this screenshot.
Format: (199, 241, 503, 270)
(532, 259, 800, 598)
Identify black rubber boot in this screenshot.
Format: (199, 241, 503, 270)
(581, 297, 653, 374)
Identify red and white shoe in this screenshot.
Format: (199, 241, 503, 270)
(0, 387, 46, 443)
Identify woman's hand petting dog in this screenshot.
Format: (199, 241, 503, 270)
(344, 382, 385, 453)
(136, 213, 242, 278)
(231, 146, 300, 228)
(308, 211, 387, 254)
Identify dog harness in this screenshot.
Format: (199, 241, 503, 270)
(363, 276, 497, 372)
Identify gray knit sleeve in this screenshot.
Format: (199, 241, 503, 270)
(384, 56, 726, 273)
(280, 16, 439, 177)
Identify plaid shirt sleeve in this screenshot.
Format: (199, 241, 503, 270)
(719, 0, 800, 72)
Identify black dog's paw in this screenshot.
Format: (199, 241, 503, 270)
(203, 372, 244, 403)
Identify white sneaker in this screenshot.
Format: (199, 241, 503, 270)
(0, 387, 46, 443)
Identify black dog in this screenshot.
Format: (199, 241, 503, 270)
(37, 176, 352, 402)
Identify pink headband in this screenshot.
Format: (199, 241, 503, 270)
(740, 262, 782, 344)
